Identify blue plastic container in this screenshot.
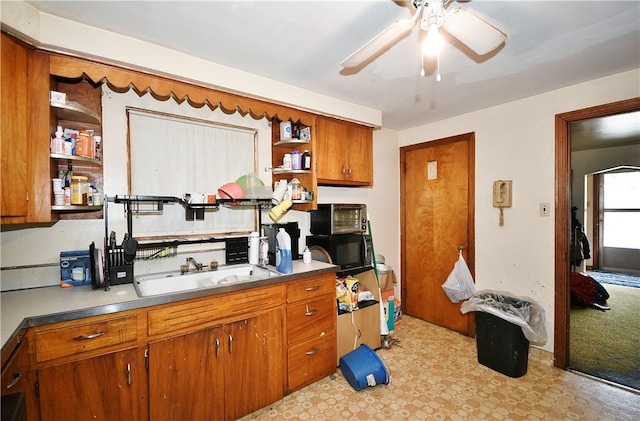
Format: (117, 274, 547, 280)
(339, 344, 390, 391)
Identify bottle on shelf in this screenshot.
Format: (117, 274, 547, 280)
(51, 125, 65, 155)
(302, 149, 311, 171)
(291, 150, 301, 170)
(283, 153, 292, 170)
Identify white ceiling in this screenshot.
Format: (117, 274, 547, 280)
(25, 0, 640, 141)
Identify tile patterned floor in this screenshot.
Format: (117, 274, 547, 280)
(242, 315, 640, 421)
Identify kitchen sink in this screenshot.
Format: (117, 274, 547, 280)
(133, 264, 281, 297)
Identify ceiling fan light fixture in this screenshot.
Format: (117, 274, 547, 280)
(443, 8, 507, 56)
(423, 23, 444, 57)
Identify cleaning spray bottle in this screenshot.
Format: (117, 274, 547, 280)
(275, 228, 293, 274)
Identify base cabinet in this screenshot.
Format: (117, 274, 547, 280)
(9, 273, 336, 421)
(148, 326, 223, 421)
(37, 348, 144, 421)
(285, 274, 337, 392)
(1, 338, 39, 421)
(148, 309, 284, 421)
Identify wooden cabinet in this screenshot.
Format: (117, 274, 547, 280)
(148, 326, 223, 421)
(31, 312, 144, 421)
(37, 348, 144, 421)
(148, 309, 284, 421)
(1, 31, 103, 225)
(1, 337, 39, 421)
(1, 32, 53, 225)
(285, 274, 337, 391)
(316, 116, 373, 186)
(12, 272, 337, 420)
(336, 269, 381, 364)
(271, 118, 318, 211)
(50, 78, 104, 220)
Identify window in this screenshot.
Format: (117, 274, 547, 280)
(603, 171, 640, 249)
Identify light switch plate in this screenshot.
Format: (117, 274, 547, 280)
(540, 203, 551, 217)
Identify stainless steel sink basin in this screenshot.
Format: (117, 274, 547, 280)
(133, 264, 281, 297)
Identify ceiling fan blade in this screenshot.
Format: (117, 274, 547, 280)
(341, 19, 416, 68)
(443, 7, 507, 56)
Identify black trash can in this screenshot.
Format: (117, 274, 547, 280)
(476, 310, 529, 378)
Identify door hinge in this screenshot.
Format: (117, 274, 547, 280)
(35, 380, 39, 397)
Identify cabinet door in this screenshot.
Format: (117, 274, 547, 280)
(1, 32, 30, 220)
(345, 124, 373, 186)
(316, 116, 348, 183)
(148, 326, 224, 421)
(1, 340, 39, 421)
(38, 348, 143, 421)
(224, 310, 284, 421)
(316, 116, 373, 186)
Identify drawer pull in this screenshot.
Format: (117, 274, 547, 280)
(228, 335, 233, 354)
(6, 373, 21, 389)
(215, 338, 220, 358)
(305, 309, 319, 317)
(304, 285, 320, 291)
(126, 363, 131, 386)
(73, 331, 107, 341)
(305, 347, 320, 355)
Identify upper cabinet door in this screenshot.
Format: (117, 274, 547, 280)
(315, 116, 373, 186)
(1, 32, 52, 225)
(1, 33, 30, 220)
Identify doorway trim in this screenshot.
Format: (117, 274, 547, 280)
(554, 97, 640, 368)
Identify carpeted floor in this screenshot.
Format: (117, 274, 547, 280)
(570, 284, 640, 390)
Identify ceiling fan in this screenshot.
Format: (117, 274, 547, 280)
(341, 0, 507, 75)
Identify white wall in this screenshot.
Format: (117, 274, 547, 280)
(399, 69, 640, 352)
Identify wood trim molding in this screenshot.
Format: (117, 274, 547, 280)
(554, 97, 640, 369)
(48, 53, 317, 126)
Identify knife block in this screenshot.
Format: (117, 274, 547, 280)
(107, 247, 133, 286)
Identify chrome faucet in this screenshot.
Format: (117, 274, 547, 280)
(183, 257, 203, 272)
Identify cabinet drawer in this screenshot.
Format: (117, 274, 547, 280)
(287, 275, 334, 303)
(147, 285, 283, 336)
(287, 296, 335, 344)
(35, 315, 137, 363)
(287, 332, 336, 392)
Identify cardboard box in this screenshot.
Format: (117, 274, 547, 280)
(377, 266, 396, 291)
(60, 250, 92, 287)
(381, 289, 402, 324)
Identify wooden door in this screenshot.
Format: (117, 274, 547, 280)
(148, 326, 224, 421)
(316, 116, 348, 183)
(400, 133, 475, 335)
(224, 310, 284, 421)
(1, 32, 30, 219)
(1, 340, 40, 421)
(346, 123, 373, 185)
(38, 348, 143, 421)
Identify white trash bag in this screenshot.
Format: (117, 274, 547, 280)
(442, 252, 476, 303)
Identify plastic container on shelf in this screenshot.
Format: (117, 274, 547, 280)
(70, 176, 89, 205)
(275, 228, 293, 274)
(283, 153, 292, 170)
(291, 150, 301, 170)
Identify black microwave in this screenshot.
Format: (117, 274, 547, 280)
(306, 233, 373, 272)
